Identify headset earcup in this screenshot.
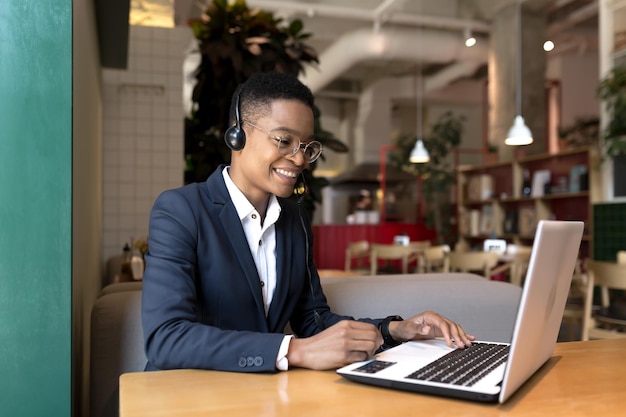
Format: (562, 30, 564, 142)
(224, 126, 246, 151)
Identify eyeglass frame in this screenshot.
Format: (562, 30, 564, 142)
(243, 121, 323, 163)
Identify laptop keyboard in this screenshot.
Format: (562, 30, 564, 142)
(406, 342, 509, 387)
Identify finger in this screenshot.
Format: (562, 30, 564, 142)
(422, 316, 463, 348)
(445, 322, 474, 348)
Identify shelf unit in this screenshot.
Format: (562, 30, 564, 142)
(456, 147, 600, 259)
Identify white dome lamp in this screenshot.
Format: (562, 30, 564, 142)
(409, 66, 430, 163)
(410, 139, 430, 163)
(505, 0, 533, 146)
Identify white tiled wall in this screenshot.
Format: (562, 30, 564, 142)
(102, 25, 192, 263)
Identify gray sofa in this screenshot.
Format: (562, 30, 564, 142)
(321, 273, 521, 343)
(90, 273, 521, 417)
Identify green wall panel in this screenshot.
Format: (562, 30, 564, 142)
(0, 1, 72, 416)
(593, 202, 626, 261)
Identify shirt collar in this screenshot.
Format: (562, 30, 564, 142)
(222, 166, 281, 221)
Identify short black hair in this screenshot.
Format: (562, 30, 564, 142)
(228, 71, 315, 125)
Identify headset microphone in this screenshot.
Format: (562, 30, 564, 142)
(296, 172, 325, 332)
(296, 172, 308, 205)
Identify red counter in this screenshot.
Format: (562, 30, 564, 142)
(311, 223, 436, 270)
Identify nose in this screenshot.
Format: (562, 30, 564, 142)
(286, 145, 307, 166)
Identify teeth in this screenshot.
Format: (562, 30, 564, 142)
(276, 168, 297, 178)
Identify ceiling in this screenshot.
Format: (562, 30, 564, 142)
(125, 0, 598, 96)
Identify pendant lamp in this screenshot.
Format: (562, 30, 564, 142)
(505, 0, 533, 146)
(410, 66, 430, 163)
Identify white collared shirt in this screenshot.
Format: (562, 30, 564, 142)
(223, 167, 281, 313)
(222, 167, 292, 370)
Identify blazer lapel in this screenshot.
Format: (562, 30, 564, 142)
(267, 208, 294, 331)
(208, 169, 266, 319)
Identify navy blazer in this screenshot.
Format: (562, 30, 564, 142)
(142, 166, 371, 372)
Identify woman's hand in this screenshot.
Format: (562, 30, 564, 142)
(389, 311, 475, 348)
(286, 320, 383, 370)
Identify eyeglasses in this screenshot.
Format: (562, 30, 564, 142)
(244, 121, 323, 164)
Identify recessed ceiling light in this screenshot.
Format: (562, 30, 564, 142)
(543, 40, 555, 52)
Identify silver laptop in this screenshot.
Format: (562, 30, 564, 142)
(337, 220, 584, 403)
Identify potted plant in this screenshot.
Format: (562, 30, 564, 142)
(557, 117, 599, 151)
(388, 111, 464, 245)
(485, 143, 499, 164)
(186, 0, 348, 219)
(598, 66, 626, 158)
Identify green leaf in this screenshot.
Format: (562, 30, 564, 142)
(289, 19, 303, 35)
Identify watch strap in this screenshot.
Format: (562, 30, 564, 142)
(378, 315, 403, 347)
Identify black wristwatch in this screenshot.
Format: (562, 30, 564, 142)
(378, 315, 403, 347)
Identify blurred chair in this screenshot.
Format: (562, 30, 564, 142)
(618, 250, 626, 264)
(562, 259, 588, 341)
(407, 240, 431, 270)
(503, 244, 533, 286)
(417, 245, 450, 273)
(444, 251, 500, 279)
(344, 240, 370, 274)
(582, 260, 626, 341)
(370, 244, 418, 275)
(91, 290, 146, 417)
(104, 254, 123, 288)
(408, 240, 432, 251)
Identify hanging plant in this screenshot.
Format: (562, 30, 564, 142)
(185, 0, 348, 219)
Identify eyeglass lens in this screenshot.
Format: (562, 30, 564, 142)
(244, 121, 323, 163)
(273, 131, 322, 163)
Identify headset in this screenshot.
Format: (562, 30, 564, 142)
(224, 87, 246, 151)
(296, 173, 326, 332)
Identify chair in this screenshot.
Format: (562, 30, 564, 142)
(407, 240, 431, 268)
(369, 244, 418, 275)
(99, 281, 143, 297)
(561, 259, 588, 341)
(91, 290, 147, 417)
(502, 244, 532, 286)
(582, 260, 626, 341)
(417, 245, 450, 273)
(408, 240, 431, 251)
(104, 254, 124, 288)
(618, 250, 626, 264)
(444, 251, 501, 279)
(344, 240, 370, 274)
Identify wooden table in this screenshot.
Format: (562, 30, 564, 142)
(120, 338, 626, 417)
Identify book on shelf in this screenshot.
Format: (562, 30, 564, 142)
(503, 210, 518, 234)
(569, 165, 588, 192)
(518, 207, 537, 237)
(467, 174, 493, 201)
(531, 170, 551, 197)
(469, 209, 481, 236)
(480, 205, 495, 235)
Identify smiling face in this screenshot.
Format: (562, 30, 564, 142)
(229, 99, 315, 214)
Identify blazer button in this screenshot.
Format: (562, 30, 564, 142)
(238, 357, 247, 368)
(246, 356, 255, 367)
(254, 356, 264, 367)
